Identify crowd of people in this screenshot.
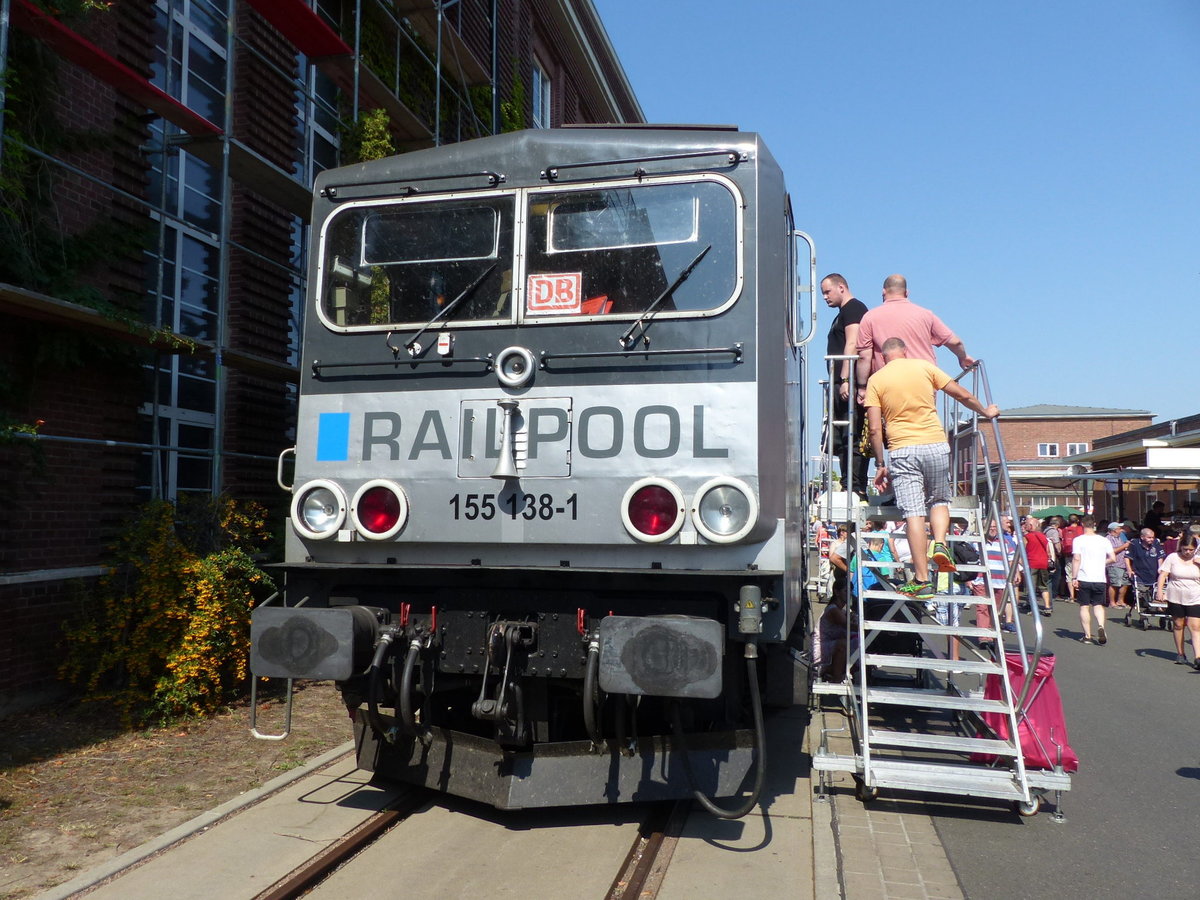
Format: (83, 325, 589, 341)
(811, 507, 1200, 682)
(1017, 509, 1200, 665)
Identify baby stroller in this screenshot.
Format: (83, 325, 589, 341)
(1125, 573, 1170, 630)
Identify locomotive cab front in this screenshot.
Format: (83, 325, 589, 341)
(250, 127, 813, 812)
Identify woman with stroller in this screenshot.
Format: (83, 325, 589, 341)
(1155, 533, 1200, 668)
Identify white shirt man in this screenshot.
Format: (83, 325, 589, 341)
(1072, 516, 1117, 645)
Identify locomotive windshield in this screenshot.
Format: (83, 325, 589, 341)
(363, 205, 499, 264)
(316, 177, 739, 330)
(320, 195, 515, 328)
(524, 179, 738, 319)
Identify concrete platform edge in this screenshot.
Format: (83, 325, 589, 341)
(807, 709, 843, 900)
(811, 792, 841, 898)
(37, 740, 356, 900)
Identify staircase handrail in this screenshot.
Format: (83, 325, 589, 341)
(820, 353, 865, 519)
(945, 360, 1045, 713)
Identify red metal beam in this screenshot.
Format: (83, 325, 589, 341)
(242, 0, 352, 58)
(10, 0, 222, 136)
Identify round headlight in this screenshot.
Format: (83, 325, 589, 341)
(291, 480, 346, 539)
(621, 478, 685, 543)
(692, 478, 758, 543)
(351, 480, 409, 540)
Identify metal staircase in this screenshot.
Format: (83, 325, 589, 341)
(810, 357, 1071, 816)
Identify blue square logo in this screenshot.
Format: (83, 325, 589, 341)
(316, 412, 351, 461)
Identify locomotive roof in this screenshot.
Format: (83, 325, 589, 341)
(314, 126, 772, 195)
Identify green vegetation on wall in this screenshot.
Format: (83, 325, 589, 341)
(341, 107, 396, 164)
(500, 61, 526, 133)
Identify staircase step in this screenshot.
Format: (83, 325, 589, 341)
(811, 681, 852, 698)
(862, 620, 995, 638)
(867, 758, 1027, 801)
(862, 589, 990, 605)
(861, 504, 980, 520)
(866, 687, 1011, 714)
(868, 727, 1017, 756)
(864, 654, 1003, 675)
(811, 750, 861, 773)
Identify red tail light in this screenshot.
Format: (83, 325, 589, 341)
(622, 479, 684, 542)
(351, 480, 408, 539)
(629, 485, 677, 535)
(358, 487, 400, 533)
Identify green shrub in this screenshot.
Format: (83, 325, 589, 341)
(60, 496, 276, 724)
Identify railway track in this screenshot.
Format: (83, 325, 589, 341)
(604, 800, 690, 900)
(252, 787, 432, 900)
(252, 790, 690, 900)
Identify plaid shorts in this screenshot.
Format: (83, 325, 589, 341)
(888, 442, 952, 519)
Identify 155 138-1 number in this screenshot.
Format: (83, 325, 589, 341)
(449, 492, 578, 521)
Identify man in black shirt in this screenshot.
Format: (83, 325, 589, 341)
(1128, 527, 1166, 589)
(822, 273, 870, 491)
(1143, 500, 1167, 539)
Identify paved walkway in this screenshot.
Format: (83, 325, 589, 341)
(808, 703, 965, 900)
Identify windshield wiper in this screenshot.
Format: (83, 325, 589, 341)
(400, 263, 498, 357)
(618, 245, 711, 349)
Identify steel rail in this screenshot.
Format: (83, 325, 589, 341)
(603, 800, 689, 900)
(252, 787, 430, 900)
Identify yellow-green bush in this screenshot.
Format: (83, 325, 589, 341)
(60, 496, 276, 724)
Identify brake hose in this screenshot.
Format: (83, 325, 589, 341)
(398, 637, 423, 734)
(582, 639, 603, 745)
(365, 632, 396, 743)
(670, 654, 766, 819)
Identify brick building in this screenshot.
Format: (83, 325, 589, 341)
(954, 404, 1153, 513)
(0, 0, 641, 710)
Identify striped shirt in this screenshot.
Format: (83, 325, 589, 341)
(980, 535, 1015, 585)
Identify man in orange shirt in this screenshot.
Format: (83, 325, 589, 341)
(865, 337, 999, 599)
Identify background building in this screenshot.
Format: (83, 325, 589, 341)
(1072, 413, 1200, 528)
(953, 404, 1152, 514)
(0, 0, 641, 709)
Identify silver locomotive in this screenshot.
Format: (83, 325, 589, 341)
(251, 126, 817, 814)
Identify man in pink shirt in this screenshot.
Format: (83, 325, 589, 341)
(855, 274, 977, 403)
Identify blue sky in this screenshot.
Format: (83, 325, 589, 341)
(592, 0, 1199, 430)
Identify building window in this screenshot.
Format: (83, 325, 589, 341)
(151, 0, 229, 124)
(1066, 442, 1088, 455)
(296, 65, 340, 180)
(1037, 443, 1059, 458)
(143, 0, 229, 499)
(532, 59, 551, 128)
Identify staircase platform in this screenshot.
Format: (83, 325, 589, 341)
(812, 369, 1070, 815)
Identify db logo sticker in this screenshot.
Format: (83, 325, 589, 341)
(526, 273, 582, 315)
